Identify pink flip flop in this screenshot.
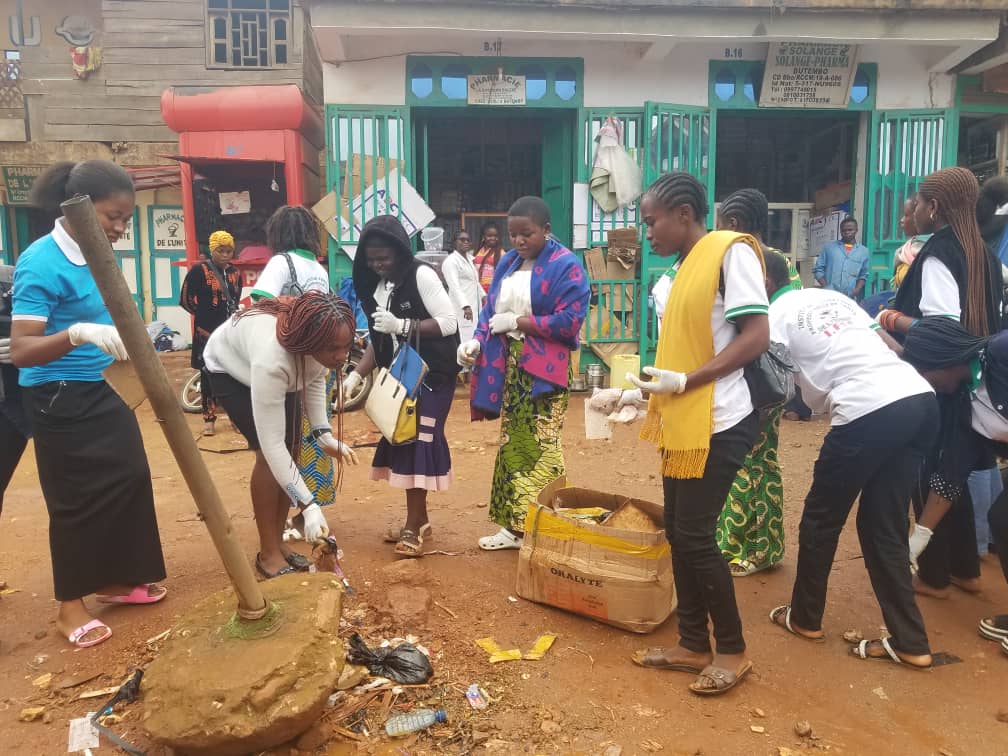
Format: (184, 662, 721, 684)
(68, 619, 112, 649)
(97, 583, 167, 605)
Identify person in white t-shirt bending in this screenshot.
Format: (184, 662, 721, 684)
(248, 206, 338, 544)
(203, 291, 359, 579)
(765, 267, 938, 669)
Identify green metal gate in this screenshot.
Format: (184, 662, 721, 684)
(640, 102, 714, 360)
(324, 106, 413, 286)
(863, 109, 954, 293)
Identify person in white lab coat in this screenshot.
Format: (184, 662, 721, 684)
(441, 230, 483, 345)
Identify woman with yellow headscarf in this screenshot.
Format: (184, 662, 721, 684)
(180, 229, 242, 435)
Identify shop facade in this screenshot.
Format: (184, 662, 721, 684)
(310, 0, 1008, 363)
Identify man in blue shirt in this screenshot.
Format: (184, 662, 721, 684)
(814, 217, 870, 301)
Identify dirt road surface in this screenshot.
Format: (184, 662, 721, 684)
(1, 353, 1006, 755)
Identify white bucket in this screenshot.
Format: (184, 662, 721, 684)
(420, 227, 445, 251)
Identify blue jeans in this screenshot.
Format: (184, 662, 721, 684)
(968, 467, 1002, 549)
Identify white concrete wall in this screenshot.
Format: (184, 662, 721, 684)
(322, 37, 957, 111)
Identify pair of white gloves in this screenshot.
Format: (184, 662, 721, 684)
(454, 312, 522, 367)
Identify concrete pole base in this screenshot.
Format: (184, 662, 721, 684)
(142, 573, 345, 755)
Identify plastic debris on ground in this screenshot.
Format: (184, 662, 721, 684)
(465, 684, 489, 710)
(475, 634, 558, 663)
(68, 714, 100, 753)
(346, 633, 434, 685)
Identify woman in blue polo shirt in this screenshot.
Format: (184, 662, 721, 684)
(10, 160, 167, 650)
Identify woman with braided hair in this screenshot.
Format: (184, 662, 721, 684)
(625, 172, 769, 695)
(901, 316, 1008, 656)
(204, 290, 359, 579)
(714, 188, 799, 577)
(877, 167, 1004, 598)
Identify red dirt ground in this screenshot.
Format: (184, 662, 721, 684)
(1, 352, 1006, 755)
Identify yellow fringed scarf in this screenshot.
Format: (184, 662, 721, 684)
(640, 231, 762, 478)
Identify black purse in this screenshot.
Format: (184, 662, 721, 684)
(743, 341, 797, 414)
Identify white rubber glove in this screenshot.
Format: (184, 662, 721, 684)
(588, 387, 623, 414)
(457, 339, 481, 367)
(909, 523, 933, 571)
(0, 337, 11, 365)
(341, 370, 363, 401)
(373, 307, 406, 336)
(627, 367, 687, 395)
(317, 431, 359, 465)
(489, 312, 519, 335)
(617, 387, 646, 408)
(68, 323, 128, 361)
(300, 502, 330, 543)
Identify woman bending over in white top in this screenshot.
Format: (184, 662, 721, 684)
(204, 291, 359, 579)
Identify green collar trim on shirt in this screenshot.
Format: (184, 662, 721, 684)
(769, 285, 791, 305)
(287, 248, 316, 261)
(662, 254, 680, 278)
(968, 357, 983, 393)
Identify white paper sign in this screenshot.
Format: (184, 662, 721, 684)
(809, 211, 842, 256)
(760, 42, 858, 108)
(219, 190, 251, 215)
(112, 215, 135, 252)
(67, 714, 99, 752)
(346, 170, 435, 239)
(151, 208, 186, 252)
(467, 74, 526, 106)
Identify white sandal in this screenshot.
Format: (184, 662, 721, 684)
(478, 528, 523, 551)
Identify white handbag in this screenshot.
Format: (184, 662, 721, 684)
(364, 367, 418, 445)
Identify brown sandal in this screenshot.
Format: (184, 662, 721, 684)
(631, 647, 704, 673)
(688, 661, 753, 696)
(384, 522, 432, 543)
(394, 529, 424, 558)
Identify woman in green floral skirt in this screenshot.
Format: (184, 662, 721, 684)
(460, 197, 590, 550)
(714, 190, 799, 576)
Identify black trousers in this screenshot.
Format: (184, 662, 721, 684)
(663, 411, 758, 656)
(0, 410, 29, 516)
(790, 393, 938, 656)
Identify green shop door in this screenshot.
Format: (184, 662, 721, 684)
(541, 112, 576, 248)
(863, 109, 954, 294)
(640, 102, 714, 362)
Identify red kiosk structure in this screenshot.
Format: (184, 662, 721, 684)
(160, 84, 324, 289)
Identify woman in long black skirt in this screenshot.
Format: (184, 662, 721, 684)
(10, 161, 167, 649)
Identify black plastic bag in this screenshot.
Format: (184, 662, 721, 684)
(346, 633, 433, 684)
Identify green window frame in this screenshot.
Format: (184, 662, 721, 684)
(114, 208, 143, 311)
(708, 61, 876, 111)
(406, 56, 583, 108)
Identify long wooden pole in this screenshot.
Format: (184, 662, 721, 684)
(62, 196, 267, 620)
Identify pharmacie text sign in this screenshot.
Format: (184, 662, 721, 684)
(760, 42, 858, 108)
(151, 208, 186, 251)
(467, 74, 526, 106)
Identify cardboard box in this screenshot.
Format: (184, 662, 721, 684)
(516, 478, 676, 633)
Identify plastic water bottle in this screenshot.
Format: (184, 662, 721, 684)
(385, 708, 447, 737)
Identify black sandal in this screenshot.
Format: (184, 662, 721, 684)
(284, 551, 311, 571)
(256, 554, 298, 579)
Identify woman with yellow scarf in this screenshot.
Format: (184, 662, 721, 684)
(627, 172, 769, 696)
